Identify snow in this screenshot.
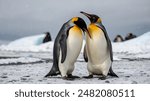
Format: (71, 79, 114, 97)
(1, 32, 150, 54)
(0, 57, 43, 65)
(8, 34, 45, 46)
(0, 32, 150, 84)
(0, 52, 150, 84)
(0, 34, 53, 52)
(113, 32, 150, 54)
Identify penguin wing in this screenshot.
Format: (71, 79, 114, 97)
(59, 23, 73, 63)
(83, 44, 88, 62)
(97, 24, 113, 61)
(59, 34, 67, 63)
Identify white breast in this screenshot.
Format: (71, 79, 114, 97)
(66, 31, 83, 63)
(58, 26, 83, 76)
(86, 29, 109, 64)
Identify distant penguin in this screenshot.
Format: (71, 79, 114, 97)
(43, 32, 52, 43)
(45, 17, 90, 80)
(113, 35, 124, 42)
(125, 33, 137, 41)
(81, 11, 118, 80)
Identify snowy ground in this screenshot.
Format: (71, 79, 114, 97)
(0, 51, 150, 84)
(0, 32, 150, 84)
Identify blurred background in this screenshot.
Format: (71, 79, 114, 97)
(0, 0, 150, 43)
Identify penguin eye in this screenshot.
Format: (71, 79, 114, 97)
(92, 16, 97, 22)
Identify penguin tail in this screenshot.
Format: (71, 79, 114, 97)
(45, 66, 60, 77)
(108, 67, 119, 78)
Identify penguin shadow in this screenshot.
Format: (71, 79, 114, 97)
(82, 75, 118, 80)
(44, 75, 118, 81)
(45, 76, 82, 81)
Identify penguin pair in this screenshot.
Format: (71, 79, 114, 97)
(45, 12, 118, 80)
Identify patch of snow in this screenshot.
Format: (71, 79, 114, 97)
(8, 34, 45, 46)
(0, 41, 54, 52)
(113, 56, 122, 61)
(134, 53, 150, 59)
(0, 57, 43, 65)
(113, 32, 150, 54)
(0, 34, 54, 52)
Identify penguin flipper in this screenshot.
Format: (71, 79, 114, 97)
(59, 34, 67, 63)
(83, 44, 88, 62)
(108, 66, 118, 78)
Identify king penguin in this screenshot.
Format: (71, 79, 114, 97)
(80, 11, 118, 80)
(45, 17, 90, 80)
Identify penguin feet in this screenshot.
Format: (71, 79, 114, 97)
(62, 76, 75, 81)
(68, 74, 80, 79)
(83, 75, 93, 79)
(98, 75, 107, 80)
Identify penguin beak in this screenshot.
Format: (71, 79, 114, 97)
(80, 11, 92, 21)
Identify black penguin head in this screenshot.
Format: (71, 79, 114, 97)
(80, 11, 102, 23)
(71, 17, 87, 31)
(71, 17, 91, 38)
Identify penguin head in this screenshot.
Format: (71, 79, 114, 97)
(71, 17, 87, 31)
(80, 11, 102, 24)
(71, 17, 91, 38)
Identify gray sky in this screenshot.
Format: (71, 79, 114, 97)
(0, 0, 150, 41)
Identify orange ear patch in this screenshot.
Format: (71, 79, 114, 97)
(71, 17, 78, 23)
